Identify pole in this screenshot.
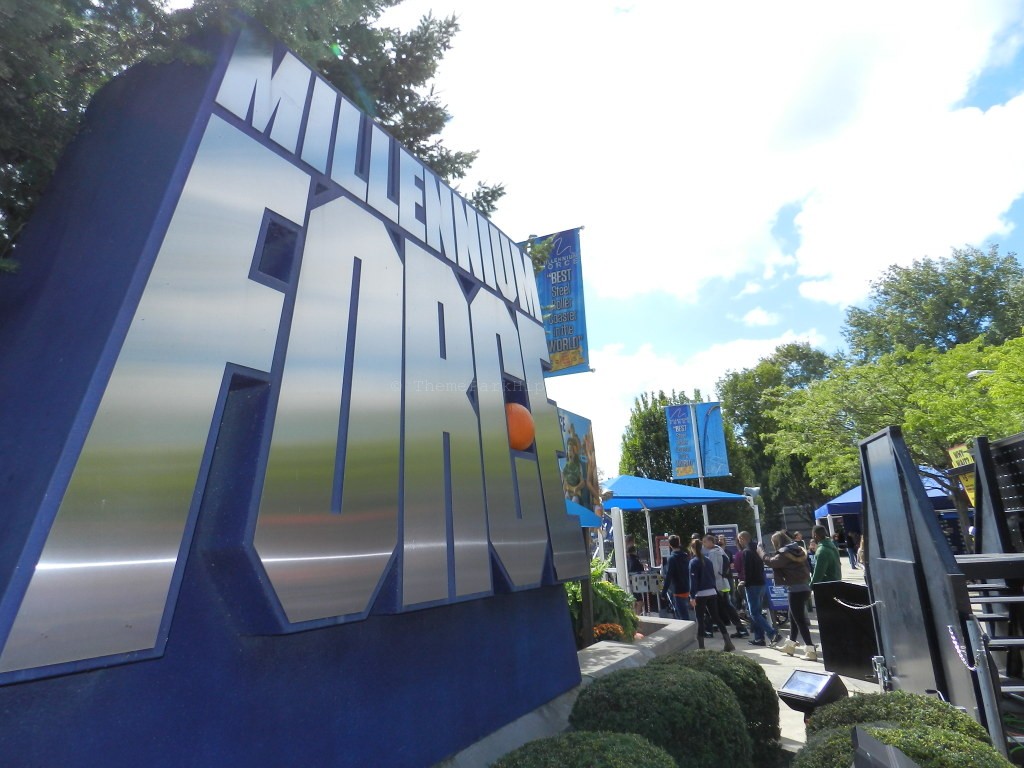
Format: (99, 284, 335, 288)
(753, 502, 763, 546)
(644, 506, 655, 568)
(611, 507, 629, 592)
(580, 528, 594, 647)
(691, 402, 710, 530)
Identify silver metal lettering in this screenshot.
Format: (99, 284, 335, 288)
(513, 243, 543, 321)
(300, 77, 336, 174)
(402, 244, 489, 607)
(470, 291, 547, 586)
(475, 211, 497, 290)
(330, 97, 367, 199)
(423, 170, 457, 263)
(0, 116, 310, 671)
(451, 194, 484, 280)
(215, 26, 312, 155)
(519, 321, 588, 580)
(398, 148, 426, 242)
(367, 124, 398, 223)
(254, 196, 402, 623)
(493, 229, 518, 303)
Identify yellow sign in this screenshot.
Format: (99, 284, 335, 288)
(960, 472, 977, 507)
(948, 444, 973, 468)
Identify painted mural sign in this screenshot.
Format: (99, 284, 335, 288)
(0, 19, 587, 767)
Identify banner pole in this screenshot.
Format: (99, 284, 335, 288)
(691, 402, 709, 530)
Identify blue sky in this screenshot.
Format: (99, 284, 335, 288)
(384, 1, 1024, 476)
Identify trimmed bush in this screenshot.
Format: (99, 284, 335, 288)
(490, 731, 675, 768)
(652, 648, 781, 748)
(793, 724, 1012, 768)
(569, 664, 752, 768)
(805, 690, 990, 744)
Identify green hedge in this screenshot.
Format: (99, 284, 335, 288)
(569, 664, 752, 768)
(490, 731, 675, 768)
(651, 649, 781, 748)
(805, 690, 990, 744)
(793, 724, 1012, 768)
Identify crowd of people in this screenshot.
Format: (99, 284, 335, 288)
(648, 525, 847, 661)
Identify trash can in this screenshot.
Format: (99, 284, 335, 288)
(813, 580, 879, 681)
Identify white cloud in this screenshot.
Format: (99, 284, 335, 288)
(742, 307, 781, 327)
(736, 281, 763, 298)
(373, 2, 1024, 467)
(384, 1, 1024, 310)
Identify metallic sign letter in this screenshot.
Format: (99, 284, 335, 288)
(402, 244, 490, 607)
(254, 195, 403, 624)
(0, 116, 310, 672)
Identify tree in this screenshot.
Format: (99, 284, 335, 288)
(767, 338, 1024, 498)
(843, 245, 1024, 360)
(717, 342, 833, 530)
(617, 390, 753, 548)
(0, 0, 504, 268)
(0, 0, 173, 267)
(523, 234, 555, 274)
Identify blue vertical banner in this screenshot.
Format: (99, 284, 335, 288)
(533, 228, 590, 377)
(696, 402, 730, 478)
(665, 405, 698, 480)
(665, 402, 730, 480)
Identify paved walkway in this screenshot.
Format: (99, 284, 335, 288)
(729, 556, 878, 751)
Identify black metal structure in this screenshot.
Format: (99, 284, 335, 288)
(814, 580, 878, 681)
(861, 426, 1024, 759)
(860, 427, 977, 718)
(974, 431, 1024, 556)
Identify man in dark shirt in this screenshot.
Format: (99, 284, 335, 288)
(738, 531, 781, 646)
(662, 534, 691, 620)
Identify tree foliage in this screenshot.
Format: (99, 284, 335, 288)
(715, 248, 1024, 515)
(717, 343, 833, 525)
(0, 0, 504, 268)
(767, 338, 1024, 497)
(844, 245, 1024, 360)
(523, 234, 555, 275)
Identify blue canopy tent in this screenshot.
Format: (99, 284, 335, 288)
(603, 474, 747, 510)
(602, 475, 746, 589)
(814, 475, 955, 520)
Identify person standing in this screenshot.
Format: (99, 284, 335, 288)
(811, 525, 842, 585)
(688, 538, 735, 652)
(846, 531, 860, 569)
(732, 540, 747, 613)
(662, 535, 691, 620)
(765, 531, 816, 661)
(737, 531, 781, 646)
(702, 534, 748, 639)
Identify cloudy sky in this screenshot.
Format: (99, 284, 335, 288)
(379, 1, 1024, 477)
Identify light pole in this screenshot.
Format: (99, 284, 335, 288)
(744, 486, 763, 545)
